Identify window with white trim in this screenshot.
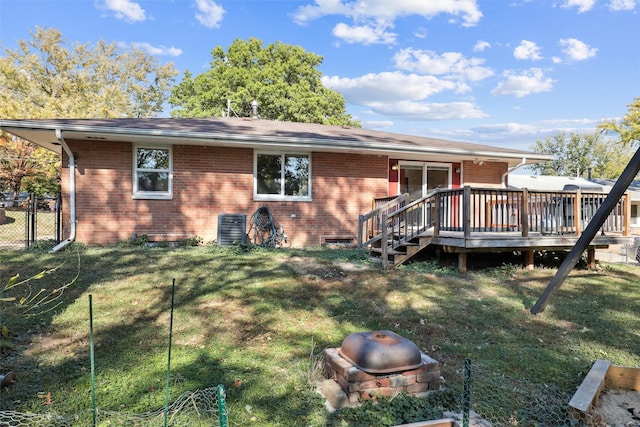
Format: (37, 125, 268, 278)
(133, 145, 172, 199)
(255, 152, 310, 201)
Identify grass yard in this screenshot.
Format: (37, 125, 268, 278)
(1, 244, 639, 426)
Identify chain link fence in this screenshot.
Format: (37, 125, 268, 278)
(0, 193, 61, 250)
(434, 358, 640, 427)
(0, 386, 228, 427)
(447, 358, 576, 427)
(326, 356, 592, 426)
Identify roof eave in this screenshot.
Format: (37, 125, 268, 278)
(0, 119, 553, 164)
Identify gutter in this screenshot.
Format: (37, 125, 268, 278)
(502, 157, 527, 188)
(0, 119, 554, 163)
(50, 129, 76, 252)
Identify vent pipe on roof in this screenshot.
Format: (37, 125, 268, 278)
(50, 129, 76, 253)
(251, 100, 259, 119)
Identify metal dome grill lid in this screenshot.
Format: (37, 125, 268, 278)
(338, 330, 423, 374)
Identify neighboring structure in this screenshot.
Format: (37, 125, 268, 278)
(589, 178, 640, 232)
(0, 118, 551, 248)
(509, 174, 640, 234)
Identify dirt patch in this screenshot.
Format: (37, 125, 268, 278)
(284, 256, 370, 282)
(596, 389, 640, 426)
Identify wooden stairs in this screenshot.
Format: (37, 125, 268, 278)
(370, 232, 434, 267)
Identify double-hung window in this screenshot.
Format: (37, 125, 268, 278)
(133, 145, 172, 199)
(255, 152, 311, 201)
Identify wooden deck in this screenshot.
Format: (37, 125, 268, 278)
(359, 187, 634, 271)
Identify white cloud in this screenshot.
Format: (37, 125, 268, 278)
(491, 68, 555, 97)
(368, 101, 487, 120)
(473, 40, 491, 52)
(292, 0, 351, 24)
(562, 0, 596, 12)
(293, 0, 483, 44)
(131, 42, 183, 57)
(195, 0, 225, 28)
(471, 122, 539, 135)
(332, 22, 397, 44)
(414, 27, 428, 39)
(323, 72, 459, 103)
(609, 0, 636, 10)
(363, 120, 395, 129)
(393, 48, 494, 82)
(322, 71, 486, 120)
(513, 40, 543, 61)
(558, 38, 598, 61)
(468, 118, 603, 148)
(103, 0, 146, 22)
(540, 118, 602, 127)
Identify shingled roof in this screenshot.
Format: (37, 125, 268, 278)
(0, 117, 551, 166)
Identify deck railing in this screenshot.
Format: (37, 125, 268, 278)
(358, 186, 631, 249)
(357, 193, 410, 248)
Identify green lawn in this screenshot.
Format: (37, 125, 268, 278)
(1, 245, 639, 426)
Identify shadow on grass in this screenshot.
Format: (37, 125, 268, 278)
(1, 245, 640, 426)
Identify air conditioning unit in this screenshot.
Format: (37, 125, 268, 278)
(217, 214, 247, 246)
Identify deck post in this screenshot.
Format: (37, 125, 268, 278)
(521, 188, 529, 237)
(574, 190, 582, 235)
(624, 193, 631, 236)
(524, 250, 534, 270)
(458, 252, 468, 273)
(587, 247, 596, 269)
(357, 214, 364, 248)
(433, 192, 440, 236)
(463, 186, 471, 239)
(381, 212, 389, 269)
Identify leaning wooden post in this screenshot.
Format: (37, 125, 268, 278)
(531, 146, 640, 314)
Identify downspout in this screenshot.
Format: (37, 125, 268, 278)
(50, 129, 76, 252)
(502, 157, 527, 188)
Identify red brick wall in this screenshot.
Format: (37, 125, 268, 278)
(60, 140, 388, 247)
(462, 160, 508, 188)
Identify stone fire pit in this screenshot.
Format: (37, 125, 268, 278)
(320, 330, 441, 409)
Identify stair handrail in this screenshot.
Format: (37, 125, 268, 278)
(384, 189, 441, 250)
(358, 193, 410, 248)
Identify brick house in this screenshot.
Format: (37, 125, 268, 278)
(0, 118, 550, 248)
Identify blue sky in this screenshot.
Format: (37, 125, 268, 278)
(0, 0, 638, 151)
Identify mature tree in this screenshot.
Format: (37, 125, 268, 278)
(530, 132, 631, 179)
(0, 134, 59, 196)
(0, 26, 178, 119)
(0, 27, 178, 193)
(599, 97, 640, 146)
(170, 38, 359, 126)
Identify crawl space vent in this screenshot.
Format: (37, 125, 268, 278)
(217, 214, 246, 245)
